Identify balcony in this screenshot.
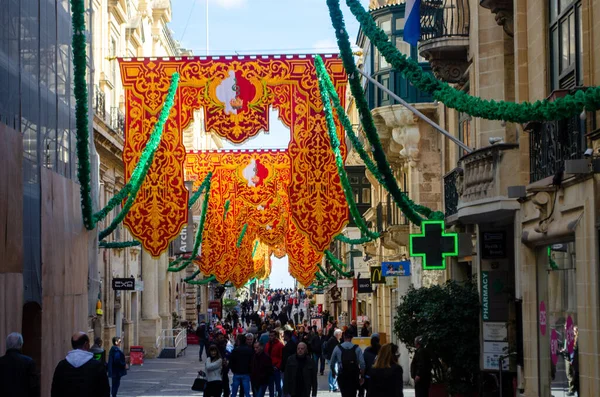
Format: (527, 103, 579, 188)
(418, 0, 470, 84)
(109, 107, 125, 137)
(479, 0, 513, 37)
(94, 86, 106, 120)
(447, 143, 521, 223)
(382, 193, 410, 249)
(444, 168, 459, 217)
(528, 114, 586, 183)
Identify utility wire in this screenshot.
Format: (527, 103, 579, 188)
(179, 0, 197, 44)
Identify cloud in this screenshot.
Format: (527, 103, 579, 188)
(211, 0, 247, 9)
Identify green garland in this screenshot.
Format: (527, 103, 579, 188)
(189, 175, 212, 208)
(223, 199, 231, 220)
(99, 240, 141, 249)
(186, 275, 216, 285)
(334, 234, 374, 244)
(251, 240, 259, 257)
(318, 264, 337, 283)
(325, 250, 354, 277)
(99, 73, 180, 241)
(168, 172, 213, 272)
(322, 8, 446, 225)
(343, 0, 600, 122)
(316, 60, 380, 240)
(70, 0, 94, 230)
(237, 224, 248, 248)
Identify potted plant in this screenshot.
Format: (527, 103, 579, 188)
(394, 279, 480, 397)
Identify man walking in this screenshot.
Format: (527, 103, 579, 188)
(229, 334, 254, 397)
(265, 330, 284, 397)
(197, 320, 209, 361)
(107, 336, 127, 397)
(283, 342, 318, 397)
(0, 332, 40, 397)
(250, 342, 273, 397)
(281, 329, 297, 382)
(410, 336, 432, 397)
(325, 328, 342, 392)
(51, 332, 110, 397)
(330, 330, 365, 397)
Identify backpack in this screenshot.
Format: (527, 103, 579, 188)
(339, 345, 360, 385)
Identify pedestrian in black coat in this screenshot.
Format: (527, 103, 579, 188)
(51, 332, 110, 397)
(0, 332, 40, 397)
(410, 336, 432, 397)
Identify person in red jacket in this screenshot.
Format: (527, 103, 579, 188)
(265, 329, 284, 397)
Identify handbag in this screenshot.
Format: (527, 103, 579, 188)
(191, 371, 207, 391)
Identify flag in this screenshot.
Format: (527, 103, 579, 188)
(403, 0, 422, 46)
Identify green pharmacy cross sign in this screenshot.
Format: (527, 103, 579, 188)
(409, 220, 458, 270)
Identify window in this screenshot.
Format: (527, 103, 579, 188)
(458, 111, 472, 159)
(110, 38, 117, 85)
(549, 0, 582, 90)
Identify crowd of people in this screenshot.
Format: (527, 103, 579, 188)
(0, 288, 432, 397)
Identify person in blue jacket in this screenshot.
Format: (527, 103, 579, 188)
(107, 336, 127, 397)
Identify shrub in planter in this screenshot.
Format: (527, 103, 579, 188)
(394, 279, 480, 396)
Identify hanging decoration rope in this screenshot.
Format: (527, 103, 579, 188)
(99, 73, 180, 241)
(189, 175, 212, 208)
(223, 199, 231, 220)
(334, 234, 375, 245)
(186, 275, 216, 285)
(318, 265, 337, 283)
(99, 240, 141, 249)
(325, 250, 354, 277)
(342, 0, 600, 122)
(168, 172, 213, 272)
(237, 224, 248, 248)
(70, 0, 94, 230)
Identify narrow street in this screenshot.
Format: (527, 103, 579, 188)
(118, 345, 416, 397)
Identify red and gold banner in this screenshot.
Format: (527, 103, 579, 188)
(121, 55, 347, 285)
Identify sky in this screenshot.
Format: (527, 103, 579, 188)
(170, 0, 369, 288)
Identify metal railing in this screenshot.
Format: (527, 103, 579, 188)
(529, 114, 586, 183)
(94, 86, 106, 120)
(444, 168, 460, 216)
(386, 193, 409, 226)
(156, 328, 187, 356)
(420, 0, 470, 41)
(109, 106, 125, 136)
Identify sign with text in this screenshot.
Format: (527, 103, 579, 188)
(370, 266, 385, 284)
(112, 278, 135, 291)
(481, 271, 509, 322)
(482, 322, 508, 342)
(484, 341, 508, 354)
(172, 181, 194, 255)
(539, 301, 547, 336)
(337, 279, 354, 289)
(481, 231, 507, 259)
(483, 352, 510, 371)
(357, 278, 372, 293)
(381, 261, 411, 277)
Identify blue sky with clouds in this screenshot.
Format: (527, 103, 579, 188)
(171, 0, 369, 56)
(170, 0, 369, 287)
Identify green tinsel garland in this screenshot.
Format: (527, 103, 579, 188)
(186, 275, 216, 285)
(168, 172, 213, 272)
(251, 240, 259, 257)
(99, 240, 141, 249)
(184, 270, 201, 282)
(99, 73, 180, 240)
(325, 250, 354, 277)
(237, 224, 248, 248)
(322, 8, 447, 225)
(334, 234, 374, 245)
(318, 264, 337, 282)
(70, 0, 94, 230)
(316, 61, 380, 240)
(316, 55, 442, 222)
(344, 0, 600, 122)
(223, 200, 231, 220)
(188, 175, 212, 208)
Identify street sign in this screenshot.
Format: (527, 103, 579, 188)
(357, 278, 372, 293)
(337, 279, 353, 288)
(112, 278, 135, 291)
(370, 266, 385, 284)
(381, 261, 411, 276)
(409, 220, 458, 270)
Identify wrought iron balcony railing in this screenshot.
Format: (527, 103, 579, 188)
(94, 86, 106, 120)
(444, 168, 459, 216)
(420, 0, 470, 41)
(529, 114, 586, 183)
(109, 106, 125, 136)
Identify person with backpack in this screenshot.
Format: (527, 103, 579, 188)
(330, 330, 365, 397)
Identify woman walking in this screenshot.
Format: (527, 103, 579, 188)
(107, 336, 127, 397)
(205, 345, 224, 397)
(367, 343, 404, 397)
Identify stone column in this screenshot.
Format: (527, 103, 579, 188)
(139, 250, 161, 358)
(157, 253, 171, 328)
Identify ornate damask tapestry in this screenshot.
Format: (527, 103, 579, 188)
(120, 55, 347, 285)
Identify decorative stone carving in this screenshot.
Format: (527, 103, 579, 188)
(428, 58, 471, 85)
(372, 106, 422, 166)
(532, 192, 552, 234)
(480, 0, 514, 37)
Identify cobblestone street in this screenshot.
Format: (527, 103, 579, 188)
(117, 345, 416, 397)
